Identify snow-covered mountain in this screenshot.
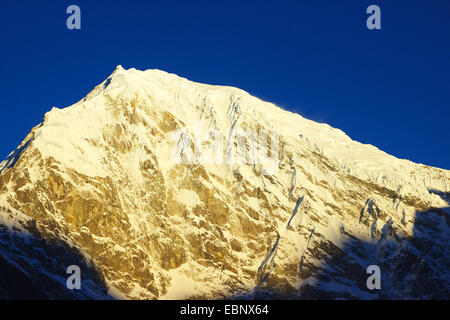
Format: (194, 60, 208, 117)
(0, 66, 448, 299)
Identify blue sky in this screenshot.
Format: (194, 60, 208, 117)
(1, 0, 449, 169)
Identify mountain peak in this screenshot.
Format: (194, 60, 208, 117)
(114, 64, 125, 72)
(0, 67, 448, 299)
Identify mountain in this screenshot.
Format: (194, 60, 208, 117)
(0, 66, 448, 299)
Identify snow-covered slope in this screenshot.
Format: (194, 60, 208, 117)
(0, 66, 448, 299)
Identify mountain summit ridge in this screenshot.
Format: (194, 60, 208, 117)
(0, 66, 448, 299)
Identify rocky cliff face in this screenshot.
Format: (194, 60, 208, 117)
(0, 66, 448, 299)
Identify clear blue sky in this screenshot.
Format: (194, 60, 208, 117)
(1, 0, 449, 169)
